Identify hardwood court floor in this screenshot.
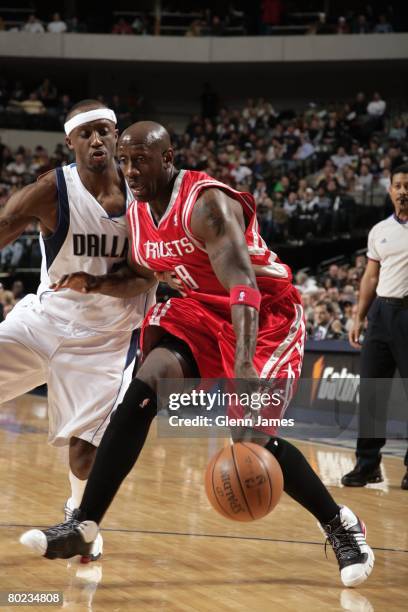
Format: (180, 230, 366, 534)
(0, 394, 407, 611)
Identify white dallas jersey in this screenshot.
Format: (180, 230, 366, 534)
(37, 164, 155, 332)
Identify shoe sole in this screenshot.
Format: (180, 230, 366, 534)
(341, 476, 383, 487)
(342, 546, 375, 587)
(80, 552, 102, 564)
(80, 533, 103, 564)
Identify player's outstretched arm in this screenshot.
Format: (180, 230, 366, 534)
(0, 173, 57, 249)
(51, 240, 157, 298)
(191, 188, 259, 379)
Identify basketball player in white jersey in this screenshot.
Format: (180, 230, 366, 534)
(0, 100, 156, 561)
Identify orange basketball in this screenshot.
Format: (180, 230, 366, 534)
(205, 442, 284, 522)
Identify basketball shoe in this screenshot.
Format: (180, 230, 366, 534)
(20, 509, 99, 560)
(341, 463, 383, 487)
(64, 498, 103, 563)
(321, 506, 375, 587)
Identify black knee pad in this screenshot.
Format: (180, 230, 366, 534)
(155, 333, 200, 378)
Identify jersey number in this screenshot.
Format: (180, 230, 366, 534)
(174, 265, 199, 290)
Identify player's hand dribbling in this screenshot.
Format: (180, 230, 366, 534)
(50, 272, 102, 293)
(155, 271, 186, 295)
(349, 316, 364, 349)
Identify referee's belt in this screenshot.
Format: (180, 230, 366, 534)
(378, 295, 408, 308)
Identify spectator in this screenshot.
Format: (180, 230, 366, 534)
(388, 118, 406, 141)
(231, 161, 252, 186)
(374, 15, 393, 34)
(295, 271, 318, 293)
(131, 15, 147, 35)
(271, 199, 288, 242)
(379, 168, 391, 191)
(47, 13, 67, 34)
(284, 191, 299, 217)
(0, 241, 24, 269)
(352, 15, 371, 34)
(331, 146, 353, 169)
(336, 17, 350, 34)
(261, 0, 283, 34)
(67, 16, 87, 33)
(367, 92, 386, 119)
(210, 15, 225, 36)
(11, 280, 25, 301)
(23, 14, 45, 33)
(6, 153, 27, 176)
(112, 18, 133, 35)
(20, 92, 46, 115)
(356, 164, 373, 190)
(293, 135, 315, 160)
(257, 196, 274, 242)
(186, 20, 203, 37)
(312, 300, 345, 340)
(0, 285, 16, 320)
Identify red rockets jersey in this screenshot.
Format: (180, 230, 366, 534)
(127, 170, 293, 300)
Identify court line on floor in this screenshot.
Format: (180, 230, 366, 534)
(2, 523, 407, 554)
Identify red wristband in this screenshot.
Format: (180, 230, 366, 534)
(230, 285, 261, 311)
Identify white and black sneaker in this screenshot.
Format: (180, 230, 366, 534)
(20, 509, 99, 561)
(64, 499, 103, 563)
(321, 506, 375, 587)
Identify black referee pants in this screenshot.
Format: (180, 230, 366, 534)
(357, 297, 408, 468)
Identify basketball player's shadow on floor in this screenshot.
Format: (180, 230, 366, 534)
(63, 562, 102, 610)
(340, 589, 374, 612)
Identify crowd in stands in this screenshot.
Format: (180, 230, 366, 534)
(295, 257, 366, 341)
(1, 87, 407, 338)
(175, 90, 402, 245)
(0, 80, 148, 131)
(0, 280, 25, 322)
(0, 3, 403, 37)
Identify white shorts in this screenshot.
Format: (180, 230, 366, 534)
(0, 295, 138, 447)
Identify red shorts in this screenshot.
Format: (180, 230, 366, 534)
(141, 285, 305, 434)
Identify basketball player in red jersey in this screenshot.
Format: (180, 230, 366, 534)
(21, 122, 374, 587)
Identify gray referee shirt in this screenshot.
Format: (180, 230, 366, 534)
(367, 214, 408, 298)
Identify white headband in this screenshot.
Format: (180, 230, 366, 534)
(64, 108, 117, 136)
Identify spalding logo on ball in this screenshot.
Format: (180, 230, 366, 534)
(205, 442, 284, 521)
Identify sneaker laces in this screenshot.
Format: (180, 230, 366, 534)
(45, 518, 80, 539)
(324, 524, 361, 562)
(64, 506, 74, 521)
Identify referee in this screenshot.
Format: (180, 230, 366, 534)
(342, 164, 408, 489)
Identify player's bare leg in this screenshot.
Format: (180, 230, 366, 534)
(69, 438, 96, 481)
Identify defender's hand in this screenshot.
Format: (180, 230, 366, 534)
(51, 272, 102, 293)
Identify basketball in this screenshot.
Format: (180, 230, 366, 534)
(205, 442, 284, 522)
